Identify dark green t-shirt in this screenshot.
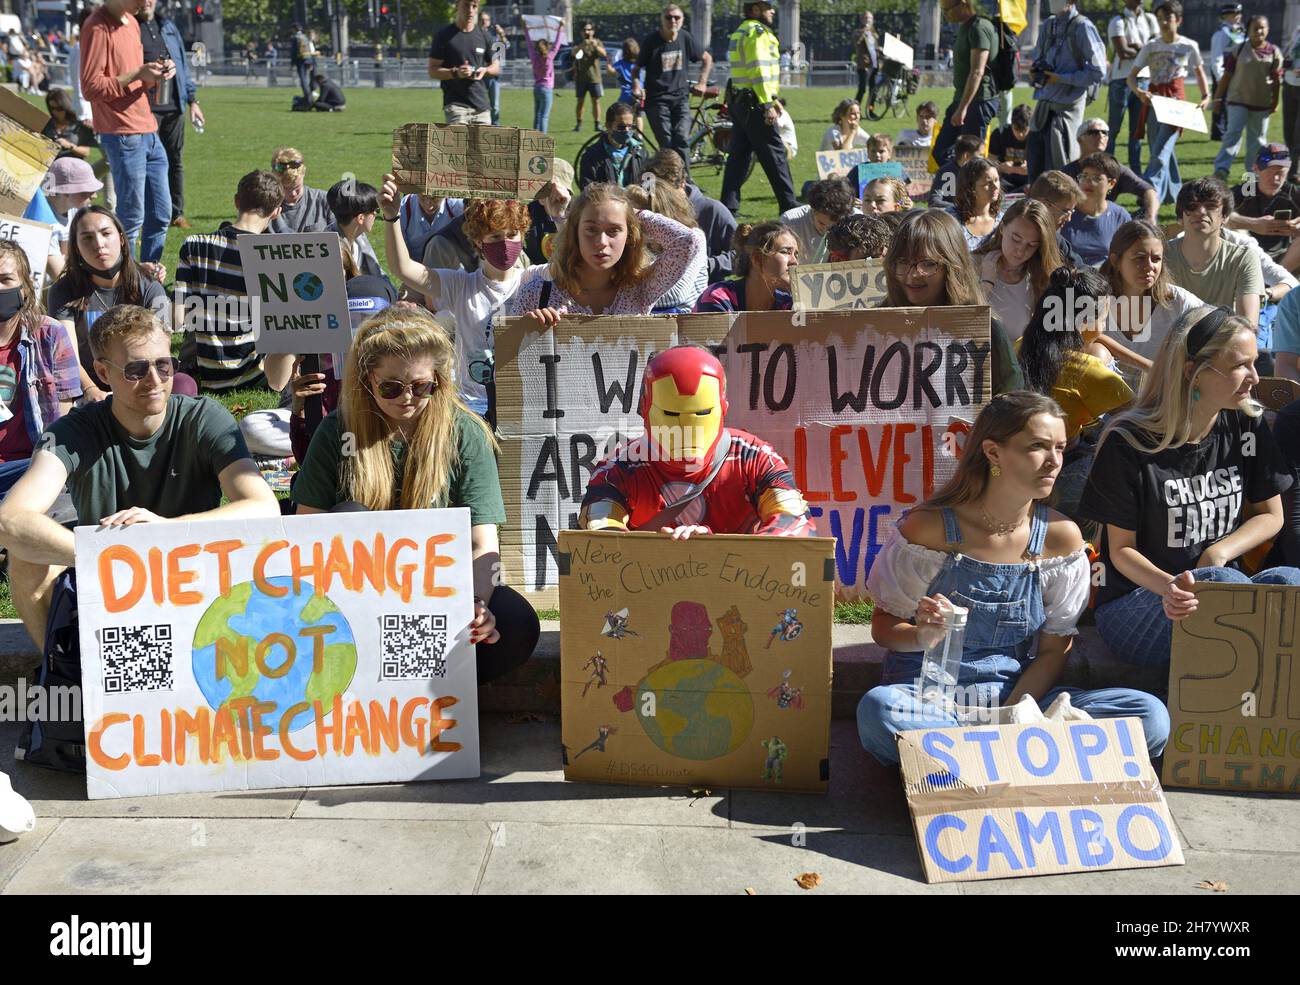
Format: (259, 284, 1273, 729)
(955, 16, 999, 106)
(573, 39, 605, 84)
(45, 394, 251, 524)
(292, 407, 507, 525)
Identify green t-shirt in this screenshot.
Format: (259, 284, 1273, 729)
(573, 39, 604, 84)
(45, 394, 251, 525)
(292, 407, 508, 525)
(955, 16, 999, 106)
(1164, 237, 1264, 310)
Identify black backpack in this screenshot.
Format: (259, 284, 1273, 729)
(986, 17, 1021, 94)
(15, 570, 86, 773)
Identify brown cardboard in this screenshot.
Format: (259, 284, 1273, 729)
(558, 530, 835, 792)
(0, 88, 56, 218)
(391, 123, 554, 201)
(789, 260, 887, 310)
(899, 718, 1185, 883)
(892, 143, 935, 200)
(494, 307, 992, 607)
(1164, 583, 1300, 793)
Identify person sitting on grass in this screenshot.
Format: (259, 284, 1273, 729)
(974, 198, 1066, 340)
(1163, 177, 1263, 332)
(693, 222, 797, 313)
(577, 102, 649, 191)
(267, 147, 333, 234)
(866, 132, 892, 163)
(1026, 170, 1088, 268)
(927, 133, 980, 212)
(988, 103, 1032, 193)
(325, 178, 383, 278)
(861, 176, 911, 215)
(781, 177, 857, 265)
(311, 71, 346, 110)
(1062, 153, 1133, 267)
(895, 100, 938, 147)
(827, 213, 889, 261)
(820, 98, 869, 151)
(1063, 117, 1159, 222)
(946, 156, 1004, 250)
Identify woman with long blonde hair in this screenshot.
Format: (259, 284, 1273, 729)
(857, 391, 1168, 766)
(1080, 306, 1300, 673)
(973, 198, 1065, 340)
(292, 306, 540, 681)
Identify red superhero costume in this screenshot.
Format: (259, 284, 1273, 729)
(578, 346, 814, 536)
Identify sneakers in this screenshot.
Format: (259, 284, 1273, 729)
(573, 121, 582, 131)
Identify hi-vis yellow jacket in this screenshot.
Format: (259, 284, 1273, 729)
(727, 18, 781, 105)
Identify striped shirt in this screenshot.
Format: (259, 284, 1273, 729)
(175, 223, 265, 392)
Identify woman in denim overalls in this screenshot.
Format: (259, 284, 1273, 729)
(857, 392, 1170, 766)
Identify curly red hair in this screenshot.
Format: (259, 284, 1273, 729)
(463, 198, 531, 245)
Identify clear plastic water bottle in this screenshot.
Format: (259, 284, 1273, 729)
(920, 600, 968, 690)
(193, 120, 204, 134)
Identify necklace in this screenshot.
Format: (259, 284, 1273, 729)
(980, 504, 1028, 536)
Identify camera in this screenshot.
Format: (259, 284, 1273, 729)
(1030, 60, 1050, 87)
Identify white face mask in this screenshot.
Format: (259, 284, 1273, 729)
(1049, 0, 1072, 13)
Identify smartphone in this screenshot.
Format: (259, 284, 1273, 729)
(1275, 209, 1293, 222)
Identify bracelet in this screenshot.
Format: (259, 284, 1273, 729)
(380, 213, 399, 222)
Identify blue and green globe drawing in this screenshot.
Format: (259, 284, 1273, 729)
(635, 659, 754, 760)
(293, 271, 325, 302)
(192, 578, 357, 733)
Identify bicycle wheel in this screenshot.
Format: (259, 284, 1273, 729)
(891, 86, 909, 119)
(866, 74, 891, 122)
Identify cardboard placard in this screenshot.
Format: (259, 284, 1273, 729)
(1149, 94, 1208, 134)
(892, 143, 935, 199)
(494, 307, 992, 606)
(900, 718, 1185, 883)
(0, 213, 53, 292)
(1164, 583, 1300, 793)
(392, 123, 555, 201)
(849, 161, 907, 199)
(0, 87, 57, 218)
(815, 147, 873, 180)
(239, 232, 351, 355)
(883, 32, 914, 69)
(559, 530, 835, 791)
(790, 260, 887, 311)
(75, 510, 479, 799)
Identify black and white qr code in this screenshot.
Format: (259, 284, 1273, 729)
(380, 614, 448, 680)
(101, 624, 174, 694)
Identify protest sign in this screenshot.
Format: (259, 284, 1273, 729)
(392, 123, 555, 201)
(848, 161, 907, 198)
(1149, 95, 1208, 134)
(900, 718, 1185, 883)
(494, 307, 991, 606)
(559, 530, 834, 791)
(790, 260, 887, 311)
(0, 213, 53, 292)
(815, 147, 873, 179)
(521, 14, 565, 43)
(893, 143, 935, 199)
(0, 87, 57, 218)
(75, 510, 479, 799)
(1164, 583, 1300, 793)
(883, 33, 914, 69)
(239, 232, 350, 355)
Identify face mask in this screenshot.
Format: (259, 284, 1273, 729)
(481, 238, 523, 270)
(92, 253, 125, 278)
(609, 129, 632, 146)
(1049, 0, 1071, 14)
(0, 286, 23, 321)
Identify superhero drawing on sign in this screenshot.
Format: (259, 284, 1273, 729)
(582, 650, 609, 697)
(602, 608, 640, 640)
(716, 605, 752, 677)
(573, 725, 617, 759)
(668, 600, 712, 661)
(766, 608, 803, 648)
(577, 346, 815, 539)
(767, 670, 805, 710)
(761, 736, 788, 783)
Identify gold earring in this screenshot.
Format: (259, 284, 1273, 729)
(990, 464, 1001, 477)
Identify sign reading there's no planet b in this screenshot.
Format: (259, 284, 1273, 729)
(239, 232, 351, 355)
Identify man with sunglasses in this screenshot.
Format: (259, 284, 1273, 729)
(634, 5, 712, 175)
(267, 147, 332, 235)
(0, 304, 279, 650)
(1062, 117, 1159, 221)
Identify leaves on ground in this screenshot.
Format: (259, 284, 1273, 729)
(744, 887, 757, 895)
(1196, 879, 1228, 892)
(794, 872, 822, 890)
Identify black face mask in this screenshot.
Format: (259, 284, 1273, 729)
(0, 286, 24, 321)
(92, 254, 126, 279)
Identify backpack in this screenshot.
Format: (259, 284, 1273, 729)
(1050, 12, 1102, 103)
(15, 571, 86, 774)
(986, 17, 1021, 94)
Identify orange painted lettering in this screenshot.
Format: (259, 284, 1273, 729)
(856, 425, 891, 498)
(99, 545, 146, 614)
(422, 534, 456, 598)
(88, 712, 130, 770)
(166, 543, 202, 606)
(204, 539, 244, 597)
(255, 633, 296, 679)
(148, 547, 164, 605)
(173, 707, 211, 765)
(893, 424, 915, 504)
(400, 697, 429, 752)
(132, 713, 160, 766)
(369, 699, 400, 753)
(280, 703, 314, 761)
(387, 538, 419, 603)
(254, 540, 289, 598)
(428, 695, 462, 752)
(828, 425, 855, 503)
(250, 701, 279, 761)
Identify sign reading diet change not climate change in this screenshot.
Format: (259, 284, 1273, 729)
(74, 510, 479, 799)
(240, 232, 351, 354)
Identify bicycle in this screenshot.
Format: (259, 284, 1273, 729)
(685, 85, 755, 182)
(866, 58, 921, 122)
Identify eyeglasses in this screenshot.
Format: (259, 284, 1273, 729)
(1078, 172, 1108, 184)
(272, 160, 304, 173)
(100, 357, 176, 382)
(897, 259, 941, 277)
(664, 14, 683, 20)
(1046, 202, 1076, 222)
(1084, 128, 1109, 137)
(372, 378, 438, 400)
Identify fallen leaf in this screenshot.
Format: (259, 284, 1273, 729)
(744, 887, 757, 895)
(1196, 880, 1228, 892)
(689, 787, 712, 797)
(229, 403, 249, 417)
(794, 872, 822, 890)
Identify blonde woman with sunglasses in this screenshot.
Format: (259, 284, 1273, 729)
(267, 147, 334, 234)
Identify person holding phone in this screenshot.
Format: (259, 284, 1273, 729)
(1227, 143, 1300, 273)
(428, 0, 497, 125)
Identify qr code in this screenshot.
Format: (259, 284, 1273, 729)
(380, 614, 448, 680)
(101, 624, 174, 694)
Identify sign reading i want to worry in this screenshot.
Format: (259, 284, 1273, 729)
(900, 718, 1185, 883)
(240, 232, 352, 354)
(74, 510, 479, 799)
(494, 307, 991, 607)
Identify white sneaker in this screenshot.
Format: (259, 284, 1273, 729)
(0, 771, 35, 843)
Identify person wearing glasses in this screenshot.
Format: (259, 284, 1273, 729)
(0, 303, 279, 650)
(1061, 153, 1132, 266)
(267, 147, 333, 235)
(1025, 169, 1088, 268)
(577, 103, 650, 190)
(571, 22, 610, 133)
(292, 306, 540, 685)
(1062, 117, 1159, 222)
(633, 5, 712, 174)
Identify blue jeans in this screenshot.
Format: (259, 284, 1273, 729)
(0, 458, 32, 499)
(487, 75, 501, 126)
(1096, 565, 1300, 672)
(1214, 103, 1270, 177)
(533, 85, 553, 132)
(1143, 118, 1183, 206)
(932, 96, 999, 168)
(1108, 78, 1147, 173)
(98, 131, 172, 263)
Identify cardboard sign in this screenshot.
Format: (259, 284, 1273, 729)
(392, 123, 555, 201)
(0, 87, 57, 218)
(900, 718, 1185, 883)
(239, 232, 351, 355)
(893, 143, 935, 198)
(815, 147, 873, 180)
(883, 33, 914, 69)
(849, 161, 907, 199)
(559, 530, 835, 791)
(1149, 94, 1208, 134)
(789, 260, 887, 311)
(1165, 583, 1300, 793)
(0, 213, 53, 292)
(75, 510, 479, 799)
(494, 307, 992, 606)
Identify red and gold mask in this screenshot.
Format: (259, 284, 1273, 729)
(639, 347, 729, 470)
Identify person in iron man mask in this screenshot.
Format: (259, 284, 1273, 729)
(579, 344, 814, 539)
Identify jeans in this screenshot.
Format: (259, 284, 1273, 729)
(855, 67, 871, 104)
(645, 95, 691, 173)
(1143, 118, 1183, 206)
(155, 109, 186, 218)
(1108, 78, 1146, 173)
(932, 96, 999, 168)
(98, 131, 172, 263)
(0, 458, 32, 499)
(1096, 565, 1300, 673)
(486, 75, 501, 125)
(1285, 85, 1300, 183)
(1214, 103, 1271, 177)
(295, 60, 313, 102)
(533, 85, 553, 132)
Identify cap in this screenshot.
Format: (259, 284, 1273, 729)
(546, 158, 575, 197)
(1219, 3, 1242, 13)
(1257, 143, 1290, 169)
(43, 157, 103, 195)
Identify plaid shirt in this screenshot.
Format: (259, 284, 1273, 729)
(18, 316, 81, 445)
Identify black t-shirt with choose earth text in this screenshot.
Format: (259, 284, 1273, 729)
(429, 24, 490, 111)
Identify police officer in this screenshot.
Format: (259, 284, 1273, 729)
(721, 0, 799, 216)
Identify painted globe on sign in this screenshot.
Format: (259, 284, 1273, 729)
(293, 271, 325, 302)
(635, 659, 754, 760)
(192, 577, 357, 733)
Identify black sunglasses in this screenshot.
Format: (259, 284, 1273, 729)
(272, 160, 304, 173)
(100, 357, 177, 382)
(372, 378, 438, 400)
(1084, 128, 1109, 137)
